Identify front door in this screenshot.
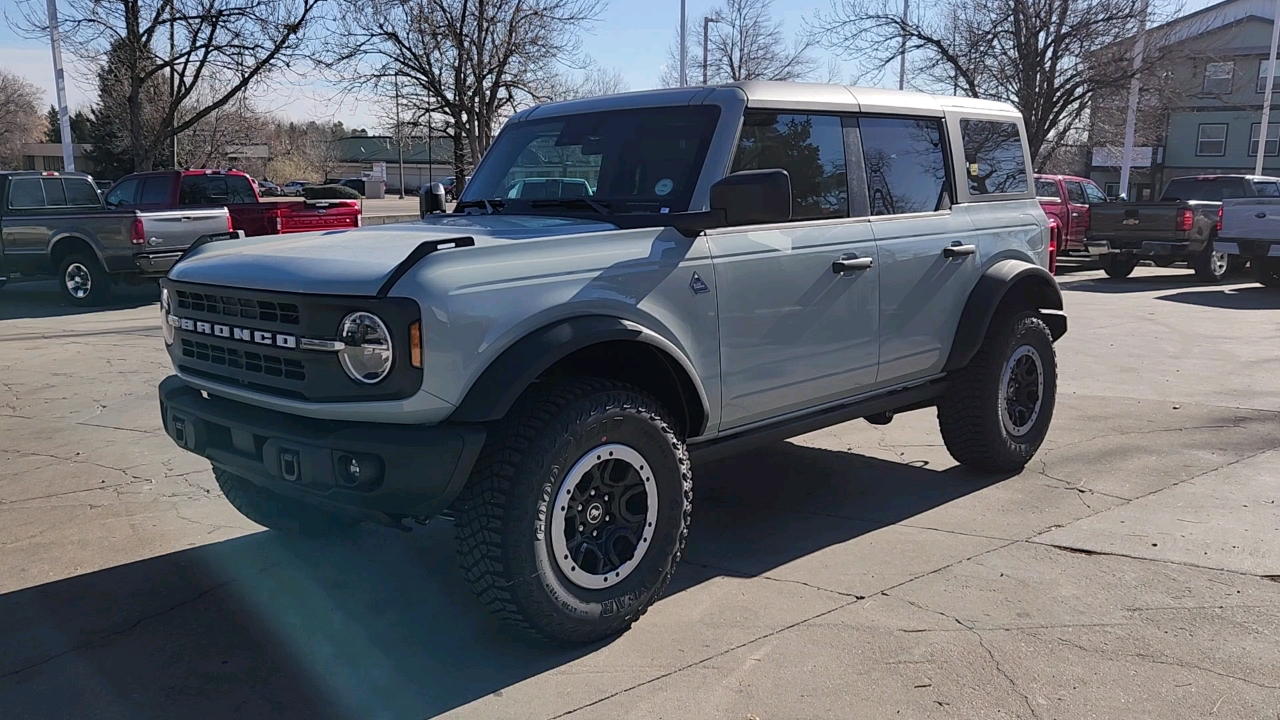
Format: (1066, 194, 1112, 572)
(710, 112, 880, 430)
(1062, 180, 1090, 246)
(858, 115, 982, 385)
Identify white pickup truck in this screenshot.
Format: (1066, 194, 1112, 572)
(1217, 179, 1280, 287)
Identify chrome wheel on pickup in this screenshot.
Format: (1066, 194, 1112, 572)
(1191, 244, 1229, 283)
(57, 253, 111, 306)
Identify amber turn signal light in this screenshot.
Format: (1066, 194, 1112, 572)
(409, 321, 422, 368)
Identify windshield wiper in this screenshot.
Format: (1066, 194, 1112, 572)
(455, 198, 506, 214)
(528, 197, 613, 215)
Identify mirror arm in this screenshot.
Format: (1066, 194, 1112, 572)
(672, 209, 727, 238)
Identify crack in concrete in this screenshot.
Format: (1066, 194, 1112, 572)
(1051, 635, 1280, 691)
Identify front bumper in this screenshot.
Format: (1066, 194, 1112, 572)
(159, 376, 485, 523)
(1213, 240, 1280, 257)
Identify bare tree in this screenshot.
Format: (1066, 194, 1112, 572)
(809, 0, 1170, 167)
(13, 0, 324, 172)
(0, 68, 43, 169)
(661, 0, 819, 87)
(542, 62, 631, 101)
(326, 0, 603, 188)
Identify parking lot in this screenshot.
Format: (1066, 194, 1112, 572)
(0, 264, 1278, 719)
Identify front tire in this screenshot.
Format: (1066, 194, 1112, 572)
(1100, 253, 1137, 279)
(214, 467, 361, 538)
(1191, 244, 1229, 283)
(937, 310, 1057, 472)
(454, 378, 691, 644)
(59, 253, 111, 306)
(1255, 257, 1280, 288)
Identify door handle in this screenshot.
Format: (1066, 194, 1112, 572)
(832, 257, 874, 273)
(181, 216, 193, 221)
(943, 244, 977, 258)
(1071, 212, 1080, 218)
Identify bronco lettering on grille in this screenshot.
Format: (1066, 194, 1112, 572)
(174, 317, 298, 349)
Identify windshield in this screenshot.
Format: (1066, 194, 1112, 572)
(461, 105, 721, 214)
(1161, 177, 1247, 202)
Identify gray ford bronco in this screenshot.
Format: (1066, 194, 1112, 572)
(158, 82, 1066, 644)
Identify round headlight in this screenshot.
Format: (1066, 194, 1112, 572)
(160, 287, 174, 345)
(338, 312, 393, 384)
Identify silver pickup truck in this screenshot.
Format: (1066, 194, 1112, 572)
(1217, 181, 1280, 287)
(0, 171, 238, 305)
(157, 82, 1066, 644)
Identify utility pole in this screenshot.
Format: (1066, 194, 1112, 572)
(701, 15, 721, 84)
(679, 0, 688, 86)
(1256, 0, 1280, 176)
(395, 75, 405, 199)
(45, 0, 74, 172)
(897, 0, 909, 90)
(1119, 0, 1150, 200)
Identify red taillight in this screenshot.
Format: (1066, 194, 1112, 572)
(227, 213, 234, 232)
(1176, 208, 1194, 232)
(130, 216, 146, 245)
(1216, 206, 1223, 233)
(1047, 218, 1059, 275)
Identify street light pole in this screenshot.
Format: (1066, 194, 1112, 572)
(897, 0, 909, 90)
(394, 74, 405, 199)
(1255, 0, 1280, 176)
(679, 0, 687, 86)
(702, 15, 721, 85)
(45, 0, 74, 172)
(1119, 0, 1150, 200)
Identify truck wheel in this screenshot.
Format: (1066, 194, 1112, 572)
(59, 253, 112, 306)
(937, 310, 1057, 473)
(213, 467, 361, 538)
(1100, 254, 1137, 279)
(1255, 257, 1280, 288)
(454, 378, 691, 644)
(1191, 245, 1229, 283)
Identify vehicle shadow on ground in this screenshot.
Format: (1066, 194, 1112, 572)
(0, 280, 159, 320)
(1155, 285, 1280, 310)
(0, 442, 1003, 719)
(1058, 272, 1222, 294)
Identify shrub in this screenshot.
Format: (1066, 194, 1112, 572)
(304, 184, 361, 201)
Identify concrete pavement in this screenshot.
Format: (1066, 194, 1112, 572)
(0, 265, 1277, 719)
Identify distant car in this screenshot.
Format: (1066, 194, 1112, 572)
(440, 176, 457, 201)
(281, 180, 313, 197)
(257, 180, 282, 197)
(504, 177, 593, 200)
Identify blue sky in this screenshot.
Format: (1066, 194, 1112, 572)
(0, 0, 1222, 131)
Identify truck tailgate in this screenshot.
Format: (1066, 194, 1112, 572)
(138, 208, 231, 251)
(276, 201, 361, 234)
(1089, 202, 1180, 241)
(1220, 198, 1280, 241)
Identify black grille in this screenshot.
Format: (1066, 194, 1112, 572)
(175, 290, 300, 325)
(181, 338, 306, 381)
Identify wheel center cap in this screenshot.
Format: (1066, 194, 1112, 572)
(586, 502, 604, 524)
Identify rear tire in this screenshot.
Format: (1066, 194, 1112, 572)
(214, 467, 361, 538)
(1255, 257, 1280, 288)
(1100, 253, 1137, 279)
(454, 378, 691, 644)
(937, 310, 1057, 473)
(1191, 244, 1229, 283)
(59, 253, 111, 306)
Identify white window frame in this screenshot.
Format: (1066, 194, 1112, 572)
(1202, 61, 1234, 94)
(1196, 123, 1228, 157)
(1249, 123, 1280, 157)
(1259, 59, 1279, 94)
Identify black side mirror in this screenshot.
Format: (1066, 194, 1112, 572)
(710, 169, 791, 226)
(420, 182, 448, 217)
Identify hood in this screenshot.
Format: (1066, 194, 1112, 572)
(167, 214, 618, 296)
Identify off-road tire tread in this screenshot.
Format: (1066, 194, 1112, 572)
(213, 466, 360, 537)
(453, 377, 692, 644)
(937, 311, 1056, 472)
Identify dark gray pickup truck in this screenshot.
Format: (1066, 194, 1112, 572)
(1086, 175, 1280, 282)
(0, 171, 238, 305)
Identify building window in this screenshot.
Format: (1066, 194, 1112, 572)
(1260, 59, 1279, 93)
(1202, 61, 1234, 94)
(1104, 182, 1120, 200)
(1250, 123, 1280, 156)
(1196, 124, 1227, 156)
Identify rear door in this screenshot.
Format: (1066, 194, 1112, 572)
(2, 177, 53, 263)
(1062, 180, 1090, 245)
(709, 111, 881, 429)
(861, 114, 980, 385)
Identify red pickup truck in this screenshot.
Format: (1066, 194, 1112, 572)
(1034, 174, 1109, 255)
(104, 169, 360, 237)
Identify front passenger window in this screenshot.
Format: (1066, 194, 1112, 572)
(732, 112, 848, 220)
(858, 117, 948, 215)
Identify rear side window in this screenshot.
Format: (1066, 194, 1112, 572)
(859, 117, 948, 216)
(139, 176, 173, 204)
(1035, 179, 1060, 199)
(7, 178, 45, 209)
(64, 178, 101, 206)
(41, 178, 68, 207)
(1161, 177, 1247, 201)
(733, 112, 848, 220)
(180, 175, 256, 205)
(960, 119, 1028, 195)
(1255, 181, 1280, 197)
(1064, 181, 1087, 204)
(106, 179, 140, 207)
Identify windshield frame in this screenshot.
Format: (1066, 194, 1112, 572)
(459, 104, 725, 217)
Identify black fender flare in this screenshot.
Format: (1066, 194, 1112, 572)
(943, 260, 1066, 373)
(448, 315, 711, 434)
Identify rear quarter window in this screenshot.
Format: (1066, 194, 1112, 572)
(7, 178, 45, 209)
(1035, 179, 1061, 199)
(960, 119, 1028, 196)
